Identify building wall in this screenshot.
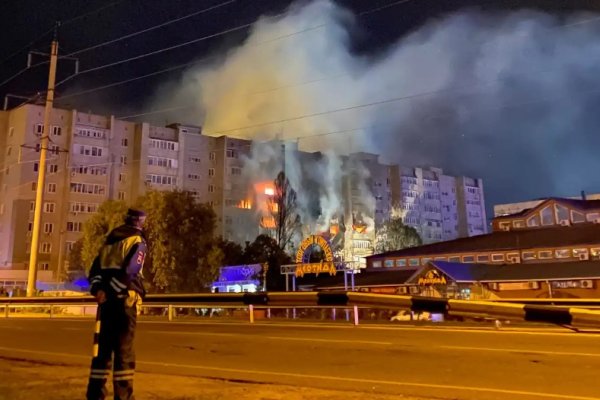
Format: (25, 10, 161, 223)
(389, 166, 486, 245)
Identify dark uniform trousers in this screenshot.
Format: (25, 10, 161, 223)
(86, 299, 137, 400)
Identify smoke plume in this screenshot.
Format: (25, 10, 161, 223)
(150, 0, 600, 211)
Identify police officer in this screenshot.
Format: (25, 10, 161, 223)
(86, 208, 147, 400)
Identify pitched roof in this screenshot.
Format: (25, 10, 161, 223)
(429, 260, 600, 283)
(494, 198, 600, 220)
(314, 269, 418, 289)
(367, 223, 600, 259)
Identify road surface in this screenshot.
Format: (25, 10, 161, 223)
(0, 318, 599, 400)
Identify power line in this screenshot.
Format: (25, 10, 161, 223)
(0, 1, 126, 83)
(52, 0, 418, 99)
(64, 0, 236, 57)
(54, 23, 327, 99)
(60, 0, 126, 27)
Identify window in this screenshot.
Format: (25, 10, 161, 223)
(555, 204, 569, 224)
(226, 149, 237, 158)
(573, 248, 589, 259)
(571, 211, 585, 224)
(512, 220, 525, 228)
(70, 202, 99, 213)
(555, 249, 571, 258)
(121, 138, 128, 147)
(43, 223, 53, 234)
(30, 201, 35, 211)
(40, 242, 52, 253)
(477, 254, 490, 263)
(74, 144, 105, 157)
(44, 202, 55, 213)
(49, 145, 60, 155)
(27, 222, 32, 232)
(231, 167, 241, 176)
(67, 222, 83, 232)
(75, 127, 105, 139)
(421, 258, 432, 266)
(8, 127, 13, 137)
(38, 262, 50, 271)
(0, 203, 3, 215)
(448, 256, 460, 262)
(150, 139, 177, 151)
(208, 184, 214, 193)
(408, 258, 420, 267)
(70, 182, 106, 195)
(491, 253, 505, 262)
(145, 174, 176, 186)
(189, 157, 201, 163)
(187, 174, 200, 180)
(33, 163, 39, 172)
(384, 259, 394, 268)
(49, 164, 58, 173)
(6, 146, 11, 156)
(527, 215, 540, 227)
(541, 206, 554, 225)
(66, 242, 75, 252)
(120, 155, 127, 165)
(395, 259, 407, 267)
(35, 124, 44, 135)
(538, 250, 553, 259)
(148, 156, 177, 168)
(209, 152, 216, 161)
(119, 173, 126, 183)
(462, 255, 475, 263)
(522, 251, 536, 260)
(208, 168, 215, 177)
(118, 192, 126, 200)
(52, 126, 61, 136)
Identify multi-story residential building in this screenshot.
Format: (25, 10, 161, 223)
(389, 166, 486, 244)
(0, 104, 487, 286)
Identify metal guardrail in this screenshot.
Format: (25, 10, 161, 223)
(1, 292, 600, 328)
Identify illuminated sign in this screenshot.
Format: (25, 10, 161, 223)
(418, 270, 447, 286)
(295, 235, 334, 264)
(295, 262, 337, 278)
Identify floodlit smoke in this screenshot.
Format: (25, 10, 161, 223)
(150, 0, 600, 211)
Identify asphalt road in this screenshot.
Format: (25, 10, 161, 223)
(0, 318, 599, 400)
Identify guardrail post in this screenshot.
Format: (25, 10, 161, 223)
(4, 305, 8, 318)
(266, 308, 271, 319)
(168, 305, 173, 322)
(353, 305, 359, 326)
(249, 305, 255, 324)
(332, 308, 336, 321)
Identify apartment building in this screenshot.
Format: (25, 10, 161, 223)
(0, 103, 488, 284)
(389, 166, 487, 244)
(0, 105, 218, 283)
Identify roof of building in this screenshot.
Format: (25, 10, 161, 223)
(313, 269, 418, 289)
(427, 260, 600, 283)
(367, 223, 600, 260)
(494, 198, 600, 220)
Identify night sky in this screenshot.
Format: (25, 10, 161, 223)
(2, 0, 600, 216)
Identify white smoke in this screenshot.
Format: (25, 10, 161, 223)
(149, 0, 600, 216)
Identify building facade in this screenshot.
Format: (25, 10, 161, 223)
(389, 166, 487, 244)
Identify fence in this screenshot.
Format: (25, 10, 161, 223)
(1, 292, 600, 328)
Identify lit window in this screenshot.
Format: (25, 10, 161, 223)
(462, 255, 475, 263)
(395, 259, 407, 267)
(522, 251, 536, 260)
(538, 250, 553, 259)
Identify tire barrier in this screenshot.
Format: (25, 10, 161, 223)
(2, 292, 600, 328)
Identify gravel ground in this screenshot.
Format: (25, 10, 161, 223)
(0, 358, 427, 400)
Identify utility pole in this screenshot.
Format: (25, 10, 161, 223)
(26, 24, 59, 297)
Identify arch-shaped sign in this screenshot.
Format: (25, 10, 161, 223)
(295, 235, 334, 264)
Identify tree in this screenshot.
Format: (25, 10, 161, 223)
(139, 190, 222, 293)
(80, 200, 129, 270)
(374, 217, 422, 253)
(243, 234, 291, 291)
(215, 238, 245, 266)
(268, 171, 301, 252)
